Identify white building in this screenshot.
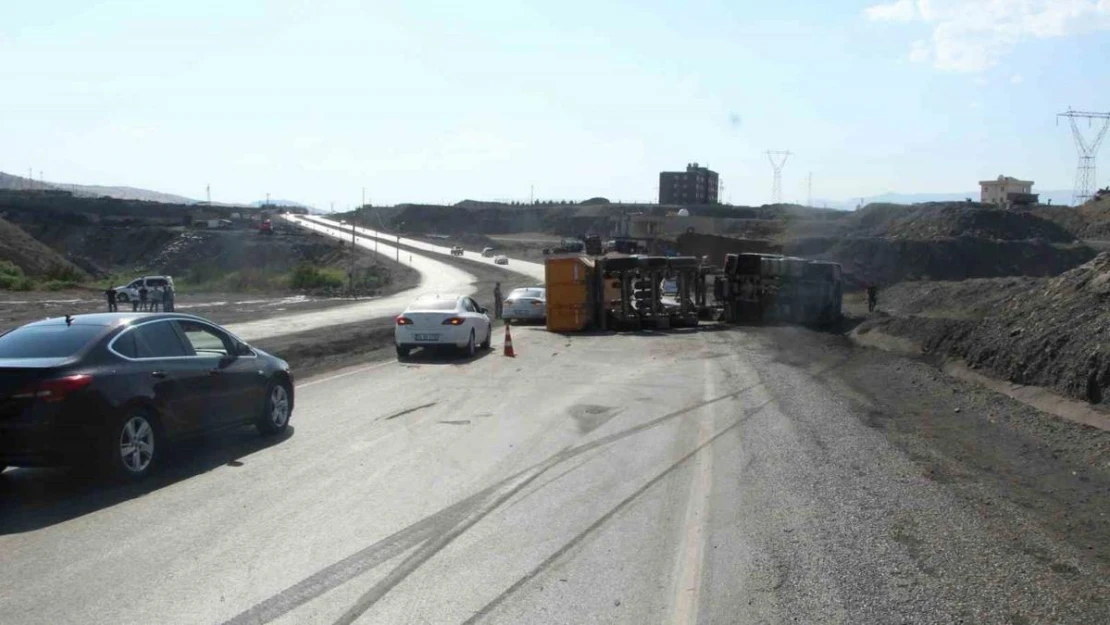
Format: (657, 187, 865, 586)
(980, 175, 1035, 208)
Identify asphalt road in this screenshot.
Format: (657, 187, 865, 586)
(227, 218, 475, 342)
(299, 215, 547, 284)
(228, 216, 540, 342)
(3, 325, 1104, 624)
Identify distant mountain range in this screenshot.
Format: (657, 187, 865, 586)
(816, 189, 1074, 210)
(0, 171, 199, 205)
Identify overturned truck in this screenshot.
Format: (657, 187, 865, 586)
(716, 253, 843, 325)
(545, 255, 705, 332)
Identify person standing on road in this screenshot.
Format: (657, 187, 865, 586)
(866, 283, 878, 313)
(138, 285, 149, 312)
(493, 282, 503, 320)
(163, 284, 174, 312)
(105, 287, 117, 312)
(149, 286, 162, 312)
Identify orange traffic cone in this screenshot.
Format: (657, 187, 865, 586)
(503, 323, 516, 357)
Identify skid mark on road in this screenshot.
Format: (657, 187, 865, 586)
(220, 384, 767, 625)
(461, 409, 767, 625)
(382, 402, 438, 421)
(438, 420, 471, 426)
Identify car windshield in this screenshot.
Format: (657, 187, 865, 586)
(0, 324, 104, 358)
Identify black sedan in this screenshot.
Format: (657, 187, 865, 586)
(0, 313, 294, 480)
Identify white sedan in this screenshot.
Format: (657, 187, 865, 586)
(503, 287, 546, 323)
(395, 293, 493, 360)
(494, 255, 509, 265)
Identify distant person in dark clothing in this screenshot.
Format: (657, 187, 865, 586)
(105, 288, 117, 312)
(866, 283, 878, 313)
(493, 282, 503, 320)
(138, 285, 149, 312)
(163, 285, 175, 312)
(149, 286, 161, 312)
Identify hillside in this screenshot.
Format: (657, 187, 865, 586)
(0, 171, 196, 204)
(0, 215, 86, 278)
(1031, 193, 1110, 240)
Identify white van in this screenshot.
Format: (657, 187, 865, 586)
(114, 276, 175, 303)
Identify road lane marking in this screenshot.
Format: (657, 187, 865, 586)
(669, 358, 717, 625)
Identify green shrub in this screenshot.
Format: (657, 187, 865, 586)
(42, 264, 85, 282)
(288, 263, 344, 290)
(0, 275, 36, 291)
(41, 280, 80, 292)
(0, 260, 25, 279)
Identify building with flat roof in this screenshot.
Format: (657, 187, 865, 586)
(980, 175, 1037, 208)
(659, 163, 719, 205)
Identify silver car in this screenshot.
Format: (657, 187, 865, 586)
(503, 287, 546, 323)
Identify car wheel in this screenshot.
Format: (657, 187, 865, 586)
(257, 381, 292, 436)
(480, 324, 491, 350)
(106, 407, 159, 480)
(116, 292, 130, 303)
(462, 330, 476, 358)
(396, 345, 410, 360)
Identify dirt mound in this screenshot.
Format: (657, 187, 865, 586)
(1032, 195, 1110, 240)
(848, 203, 1076, 242)
(786, 237, 1093, 288)
(868, 253, 1110, 405)
(941, 252, 1110, 403)
(878, 276, 1043, 320)
(0, 216, 86, 278)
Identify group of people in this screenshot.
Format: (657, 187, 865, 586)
(105, 284, 175, 313)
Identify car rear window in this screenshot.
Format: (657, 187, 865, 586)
(410, 300, 457, 311)
(510, 289, 544, 299)
(0, 324, 105, 358)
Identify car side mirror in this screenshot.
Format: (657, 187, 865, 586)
(479, 307, 488, 315)
(236, 341, 253, 356)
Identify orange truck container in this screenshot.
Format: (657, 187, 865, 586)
(545, 256, 595, 332)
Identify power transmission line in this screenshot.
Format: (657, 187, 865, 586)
(766, 150, 791, 204)
(1058, 108, 1110, 206)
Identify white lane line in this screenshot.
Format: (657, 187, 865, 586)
(669, 357, 717, 625)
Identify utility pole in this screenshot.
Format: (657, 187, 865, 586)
(766, 150, 791, 204)
(807, 172, 813, 207)
(530, 184, 534, 205)
(265, 192, 271, 206)
(206, 184, 211, 204)
(1057, 108, 1110, 205)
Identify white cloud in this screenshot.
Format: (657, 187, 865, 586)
(1010, 73, 1024, 84)
(865, 0, 917, 21)
(863, 0, 1110, 72)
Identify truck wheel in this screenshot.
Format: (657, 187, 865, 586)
(396, 346, 410, 360)
(116, 292, 130, 303)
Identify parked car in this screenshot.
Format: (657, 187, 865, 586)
(395, 294, 492, 360)
(503, 287, 546, 323)
(494, 255, 509, 265)
(0, 313, 293, 480)
(481, 247, 496, 257)
(450, 246, 464, 256)
(114, 276, 175, 303)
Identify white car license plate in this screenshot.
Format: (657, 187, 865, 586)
(414, 334, 439, 342)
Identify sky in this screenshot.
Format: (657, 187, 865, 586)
(1, 0, 1109, 208)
